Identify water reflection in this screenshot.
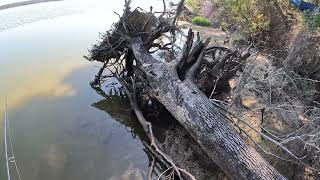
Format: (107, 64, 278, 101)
(0, 0, 167, 179)
(0, 5, 108, 112)
(0, 61, 83, 111)
(91, 86, 164, 179)
(92, 85, 147, 142)
(40, 144, 68, 176)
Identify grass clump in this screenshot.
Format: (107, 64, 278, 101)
(192, 16, 212, 26)
(304, 10, 320, 31)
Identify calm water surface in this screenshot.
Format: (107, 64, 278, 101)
(0, 0, 165, 179)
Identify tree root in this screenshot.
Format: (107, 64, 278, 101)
(115, 75, 196, 180)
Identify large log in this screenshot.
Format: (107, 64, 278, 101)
(86, 1, 286, 178)
(131, 38, 286, 180)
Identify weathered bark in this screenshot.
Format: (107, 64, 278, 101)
(131, 38, 286, 180)
(86, 1, 287, 178)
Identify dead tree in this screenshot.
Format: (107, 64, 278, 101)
(86, 0, 286, 179)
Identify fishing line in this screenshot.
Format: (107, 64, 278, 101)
(5, 98, 23, 180)
(4, 98, 11, 180)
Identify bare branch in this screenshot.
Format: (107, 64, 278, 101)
(186, 38, 211, 81)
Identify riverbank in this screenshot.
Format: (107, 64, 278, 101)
(180, 15, 320, 178)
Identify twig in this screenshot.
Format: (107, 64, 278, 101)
(172, 0, 185, 26)
(148, 158, 156, 180)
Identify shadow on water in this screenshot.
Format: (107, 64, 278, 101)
(90, 84, 226, 179)
(91, 85, 148, 142)
(91, 86, 167, 179)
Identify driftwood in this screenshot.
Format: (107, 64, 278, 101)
(86, 0, 286, 179)
(130, 38, 284, 179)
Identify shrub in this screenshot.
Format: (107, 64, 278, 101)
(192, 16, 212, 26)
(249, 13, 270, 33)
(220, 21, 229, 31)
(304, 10, 320, 31)
(217, 0, 271, 41)
(186, 0, 202, 13)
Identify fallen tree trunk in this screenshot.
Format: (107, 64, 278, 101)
(130, 38, 285, 180)
(86, 1, 286, 179)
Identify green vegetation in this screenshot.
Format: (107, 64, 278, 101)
(192, 16, 212, 26)
(220, 21, 229, 31)
(186, 0, 201, 13)
(187, 0, 319, 36)
(186, 0, 272, 39)
(304, 10, 320, 31)
(217, 0, 271, 38)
